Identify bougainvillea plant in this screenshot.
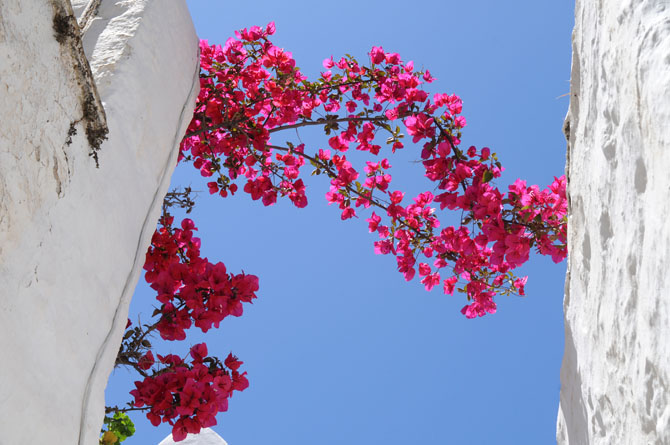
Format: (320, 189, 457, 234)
(105, 22, 567, 442)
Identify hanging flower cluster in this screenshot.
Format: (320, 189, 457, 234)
(110, 215, 257, 441)
(109, 22, 567, 442)
(144, 216, 258, 341)
(180, 22, 567, 317)
(130, 343, 248, 442)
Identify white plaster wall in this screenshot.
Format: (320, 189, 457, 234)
(159, 428, 228, 445)
(0, 1, 199, 444)
(557, 1, 670, 443)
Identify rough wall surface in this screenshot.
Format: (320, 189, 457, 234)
(557, 1, 670, 443)
(0, 1, 198, 444)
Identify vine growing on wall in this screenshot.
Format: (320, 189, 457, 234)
(103, 22, 567, 443)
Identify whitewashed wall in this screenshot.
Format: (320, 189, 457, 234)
(159, 428, 228, 445)
(557, 1, 670, 443)
(0, 1, 198, 444)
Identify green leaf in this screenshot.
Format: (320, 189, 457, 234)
(482, 171, 494, 183)
(102, 412, 135, 443)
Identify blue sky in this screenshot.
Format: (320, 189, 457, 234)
(106, 1, 574, 443)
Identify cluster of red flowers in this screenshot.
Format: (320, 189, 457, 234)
(130, 343, 248, 441)
(143, 216, 258, 341)
(119, 22, 567, 441)
(180, 22, 567, 318)
(125, 216, 257, 439)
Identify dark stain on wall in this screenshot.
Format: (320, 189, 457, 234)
(51, 0, 108, 167)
